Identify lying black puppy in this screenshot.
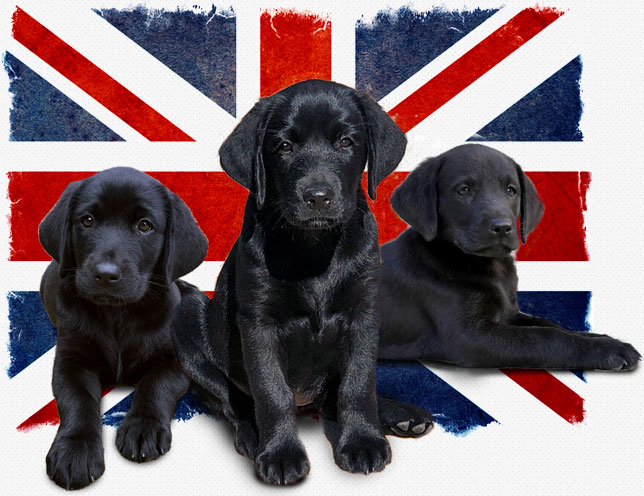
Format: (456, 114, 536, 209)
(379, 144, 640, 369)
(39, 167, 208, 489)
(172, 79, 432, 485)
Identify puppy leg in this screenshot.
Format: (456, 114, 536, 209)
(452, 322, 640, 370)
(377, 396, 433, 438)
(191, 378, 258, 460)
(242, 324, 310, 485)
(331, 315, 392, 475)
(509, 313, 641, 370)
(47, 355, 104, 490)
(171, 294, 259, 459)
(116, 358, 189, 462)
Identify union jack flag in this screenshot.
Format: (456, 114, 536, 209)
(2, 1, 641, 493)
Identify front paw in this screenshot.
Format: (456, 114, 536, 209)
(46, 432, 104, 490)
(255, 437, 310, 485)
(334, 431, 391, 474)
(586, 336, 641, 370)
(116, 415, 171, 462)
(234, 421, 258, 460)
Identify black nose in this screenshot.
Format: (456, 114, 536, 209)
(93, 262, 121, 286)
(303, 185, 335, 211)
(489, 218, 513, 236)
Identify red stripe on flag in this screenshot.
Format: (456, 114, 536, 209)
(260, 10, 331, 97)
(11, 8, 193, 142)
(388, 7, 565, 133)
(17, 388, 114, 432)
(501, 369, 585, 423)
(8, 171, 589, 262)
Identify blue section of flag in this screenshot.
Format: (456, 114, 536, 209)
(518, 290, 590, 332)
(8, 290, 592, 431)
(6, 291, 57, 378)
(355, 8, 497, 101)
(4, 52, 123, 141)
(102, 386, 208, 427)
(469, 56, 583, 141)
(95, 6, 236, 116)
(377, 361, 497, 434)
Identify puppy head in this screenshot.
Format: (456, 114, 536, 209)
(391, 144, 544, 257)
(219, 79, 406, 230)
(38, 167, 208, 305)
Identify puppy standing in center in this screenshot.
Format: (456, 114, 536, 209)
(172, 79, 432, 486)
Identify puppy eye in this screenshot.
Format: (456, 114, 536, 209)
(339, 137, 353, 148)
(81, 215, 94, 228)
(457, 185, 470, 195)
(279, 141, 293, 153)
(137, 219, 153, 232)
(507, 186, 517, 197)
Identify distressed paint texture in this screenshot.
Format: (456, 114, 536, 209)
(260, 10, 331, 97)
(8, 171, 590, 262)
(96, 6, 236, 116)
(9, 291, 591, 432)
(6, 291, 57, 378)
(356, 7, 497, 100)
(4, 52, 123, 141)
(470, 56, 583, 141)
(11, 7, 193, 141)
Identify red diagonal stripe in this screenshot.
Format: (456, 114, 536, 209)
(8, 171, 589, 262)
(501, 369, 585, 423)
(388, 7, 564, 133)
(17, 388, 114, 432)
(260, 10, 331, 97)
(11, 7, 193, 142)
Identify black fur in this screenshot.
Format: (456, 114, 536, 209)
(39, 167, 208, 489)
(379, 144, 641, 369)
(172, 80, 431, 486)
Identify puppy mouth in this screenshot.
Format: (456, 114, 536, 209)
(82, 292, 139, 306)
(468, 244, 514, 257)
(456, 237, 517, 257)
(298, 217, 341, 230)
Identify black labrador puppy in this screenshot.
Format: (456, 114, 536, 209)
(172, 79, 432, 485)
(39, 167, 208, 489)
(379, 144, 640, 369)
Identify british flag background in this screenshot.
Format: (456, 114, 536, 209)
(1, 0, 643, 494)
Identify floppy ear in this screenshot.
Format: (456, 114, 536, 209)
(357, 92, 407, 200)
(219, 98, 271, 209)
(516, 164, 545, 244)
(163, 192, 209, 282)
(38, 181, 81, 278)
(390, 158, 440, 242)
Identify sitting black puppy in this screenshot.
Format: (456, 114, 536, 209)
(378, 144, 640, 369)
(39, 167, 208, 489)
(172, 79, 432, 486)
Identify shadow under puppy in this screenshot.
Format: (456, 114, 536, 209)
(39, 167, 208, 489)
(379, 144, 640, 369)
(172, 79, 432, 486)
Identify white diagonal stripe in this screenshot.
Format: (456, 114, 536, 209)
(6, 346, 56, 429)
(16, 0, 235, 144)
(400, 8, 581, 166)
(378, 1, 534, 111)
(424, 362, 583, 427)
(6, 38, 146, 142)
